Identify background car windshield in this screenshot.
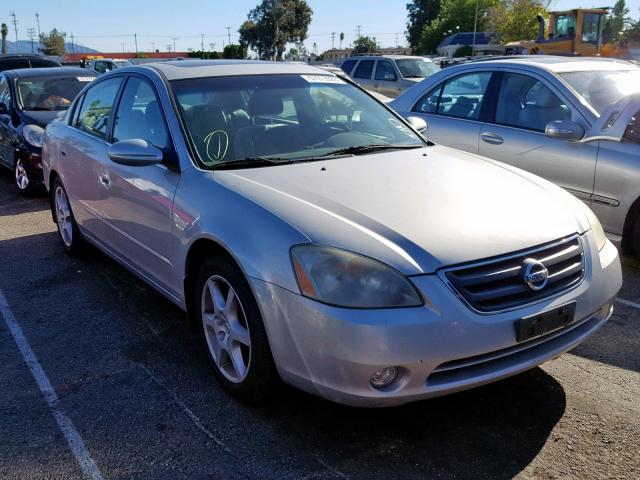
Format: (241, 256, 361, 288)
(17, 75, 94, 111)
(559, 69, 640, 115)
(171, 74, 424, 167)
(114, 60, 133, 67)
(396, 59, 438, 78)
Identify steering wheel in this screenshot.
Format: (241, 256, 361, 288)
(306, 122, 350, 147)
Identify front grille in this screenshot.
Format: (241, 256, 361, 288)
(442, 235, 585, 313)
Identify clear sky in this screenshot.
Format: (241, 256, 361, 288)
(4, 0, 640, 54)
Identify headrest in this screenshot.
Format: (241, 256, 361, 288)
(534, 86, 561, 108)
(248, 90, 283, 115)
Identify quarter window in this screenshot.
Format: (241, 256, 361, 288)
(353, 60, 374, 79)
(375, 61, 397, 81)
(76, 77, 123, 140)
(113, 77, 170, 150)
(340, 59, 357, 75)
(495, 73, 571, 131)
(414, 72, 491, 120)
(0, 75, 11, 110)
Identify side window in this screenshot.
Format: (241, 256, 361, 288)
(375, 61, 397, 81)
(113, 77, 170, 150)
(0, 75, 11, 110)
(582, 14, 600, 44)
(415, 72, 491, 120)
(77, 77, 123, 140)
(623, 110, 640, 144)
(353, 60, 374, 79)
(340, 60, 357, 75)
(495, 73, 571, 131)
(70, 93, 85, 126)
(94, 62, 106, 74)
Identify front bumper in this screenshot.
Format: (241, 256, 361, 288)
(18, 149, 44, 185)
(252, 233, 622, 407)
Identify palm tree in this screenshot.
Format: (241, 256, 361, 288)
(339, 32, 344, 49)
(1, 24, 8, 54)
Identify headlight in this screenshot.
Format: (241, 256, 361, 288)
(23, 124, 44, 148)
(575, 199, 606, 251)
(291, 245, 423, 308)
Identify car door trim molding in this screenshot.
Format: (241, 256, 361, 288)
(563, 187, 592, 202)
(102, 216, 173, 266)
(591, 194, 620, 207)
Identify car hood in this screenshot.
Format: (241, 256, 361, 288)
(21, 110, 61, 127)
(215, 146, 588, 275)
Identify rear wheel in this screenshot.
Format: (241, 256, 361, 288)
(194, 256, 277, 402)
(52, 177, 84, 254)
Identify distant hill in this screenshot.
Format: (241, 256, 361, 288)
(3, 40, 98, 54)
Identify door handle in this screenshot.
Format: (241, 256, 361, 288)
(99, 175, 110, 187)
(481, 132, 504, 145)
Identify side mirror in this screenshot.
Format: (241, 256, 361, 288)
(545, 120, 585, 142)
(108, 139, 163, 166)
(406, 116, 428, 133)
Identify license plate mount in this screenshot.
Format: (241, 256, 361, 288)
(515, 302, 576, 343)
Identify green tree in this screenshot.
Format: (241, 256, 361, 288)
(224, 44, 247, 59)
(418, 0, 497, 54)
(339, 32, 344, 48)
(1, 24, 8, 54)
(407, 0, 441, 51)
(39, 28, 66, 56)
(353, 35, 377, 54)
(239, 0, 313, 60)
(603, 0, 631, 44)
(486, 0, 548, 43)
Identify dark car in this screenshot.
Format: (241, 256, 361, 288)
(0, 54, 60, 73)
(0, 67, 96, 193)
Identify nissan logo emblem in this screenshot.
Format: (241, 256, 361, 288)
(522, 258, 549, 291)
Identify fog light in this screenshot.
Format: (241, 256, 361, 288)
(370, 366, 398, 389)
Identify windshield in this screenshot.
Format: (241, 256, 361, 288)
(17, 75, 95, 111)
(170, 74, 425, 169)
(559, 69, 640, 115)
(396, 59, 438, 79)
(114, 60, 133, 67)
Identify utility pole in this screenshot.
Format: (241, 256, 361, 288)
(167, 44, 172, 52)
(172, 37, 177, 53)
(121, 42, 125, 53)
(151, 41, 155, 52)
(472, 0, 479, 56)
(356, 25, 362, 39)
(70, 32, 76, 55)
(209, 42, 214, 52)
(395, 32, 399, 47)
(134, 33, 138, 55)
(331, 32, 335, 49)
(10, 12, 18, 52)
(35, 13, 41, 38)
(225, 26, 232, 46)
(27, 28, 35, 53)
(201, 33, 205, 58)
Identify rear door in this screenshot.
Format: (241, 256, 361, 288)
(478, 71, 597, 202)
(373, 59, 400, 97)
(409, 71, 493, 153)
(352, 60, 375, 92)
(100, 74, 180, 289)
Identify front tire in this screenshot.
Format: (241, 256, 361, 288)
(194, 256, 277, 402)
(51, 177, 84, 254)
(15, 158, 34, 195)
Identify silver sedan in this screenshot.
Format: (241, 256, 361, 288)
(42, 60, 621, 407)
(391, 56, 640, 255)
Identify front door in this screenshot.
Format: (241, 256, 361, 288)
(0, 75, 16, 168)
(373, 60, 400, 97)
(478, 72, 597, 203)
(100, 75, 180, 291)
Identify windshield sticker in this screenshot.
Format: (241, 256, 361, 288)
(204, 130, 229, 163)
(388, 118, 418, 138)
(300, 74, 345, 84)
(77, 77, 96, 82)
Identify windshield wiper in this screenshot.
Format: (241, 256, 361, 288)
(317, 144, 423, 157)
(212, 157, 294, 170)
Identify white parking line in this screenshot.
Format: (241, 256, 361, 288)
(0, 288, 104, 480)
(616, 298, 640, 310)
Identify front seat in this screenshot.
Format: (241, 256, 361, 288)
(517, 86, 570, 130)
(185, 104, 229, 163)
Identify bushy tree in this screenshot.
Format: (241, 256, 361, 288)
(486, 0, 548, 43)
(603, 0, 631, 44)
(407, 0, 441, 51)
(39, 28, 66, 56)
(224, 44, 247, 59)
(1, 24, 8, 54)
(239, 0, 312, 60)
(353, 36, 377, 54)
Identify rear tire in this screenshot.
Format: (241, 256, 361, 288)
(51, 177, 84, 254)
(194, 256, 277, 403)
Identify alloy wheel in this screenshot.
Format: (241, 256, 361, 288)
(201, 275, 252, 383)
(15, 159, 29, 191)
(54, 186, 73, 247)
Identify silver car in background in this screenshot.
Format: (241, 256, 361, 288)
(43, 60, 621, 407)
(340, 55, 438, 98)
(390, 56, 640, 255)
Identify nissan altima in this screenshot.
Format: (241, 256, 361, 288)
(42, 60, 622, 407)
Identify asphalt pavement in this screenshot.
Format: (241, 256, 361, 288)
(0, 170, 638, 480)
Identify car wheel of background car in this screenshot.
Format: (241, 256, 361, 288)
(632, 215, 640, 257)
(52, 177, 84, 254)
(14, 158, 34, 195)
(195, 256, 277, 402)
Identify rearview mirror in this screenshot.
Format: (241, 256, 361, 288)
(406, 116, 428, 133)
(545, 120, 585, 142)
(107, 139, 163, 166)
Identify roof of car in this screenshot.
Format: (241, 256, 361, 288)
(142, 59, 330, 80)
(0, 54, 54, 60)
(346, 55, 430, 61)
(5, 67, 97, 78)
(457, 55, 639, 73)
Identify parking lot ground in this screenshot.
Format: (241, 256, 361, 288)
(0, 170, 638, 480)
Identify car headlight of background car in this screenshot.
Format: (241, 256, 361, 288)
(23, 124, 45, 148)
(291, 245, 423, 308)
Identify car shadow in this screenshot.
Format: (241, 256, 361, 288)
(0, 170, 49, 216)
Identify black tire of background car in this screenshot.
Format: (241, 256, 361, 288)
(51, 176, 86, 255)
(194, 256, 278, 403)
(14, 158, 35, 195)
